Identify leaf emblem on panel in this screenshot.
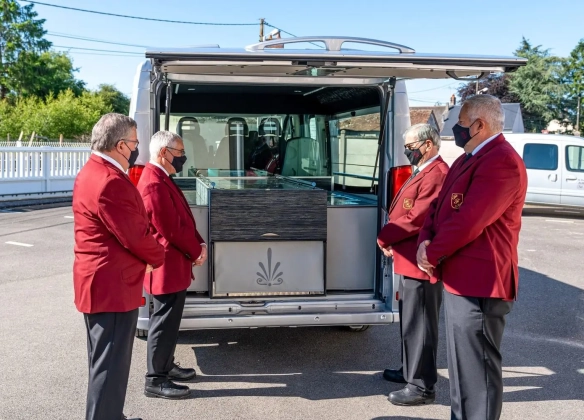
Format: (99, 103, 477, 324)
(257, 248, 284, 286)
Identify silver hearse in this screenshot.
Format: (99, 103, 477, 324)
(128, 36, 526, 335)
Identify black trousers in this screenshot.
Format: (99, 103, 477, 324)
(146, 290, 187, 385)
(84, 309, 138, 420)
(398, 276, 443, 394)
(444, 291, 513, 420)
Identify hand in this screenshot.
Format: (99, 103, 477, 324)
(145, 264, 153, 274)
(382, 246, 393, 258)
(194, 245, 207, 266)
(416, 240, 434, 273)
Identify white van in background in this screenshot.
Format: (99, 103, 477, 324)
(440, 133, 584, 209)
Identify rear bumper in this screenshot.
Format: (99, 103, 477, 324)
(137, 297, 399, 331)
(137, 311, 397, 331)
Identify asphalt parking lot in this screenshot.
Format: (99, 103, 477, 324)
(0, 205, 583, 420)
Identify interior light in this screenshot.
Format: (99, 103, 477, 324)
(188, 88, 196, 91)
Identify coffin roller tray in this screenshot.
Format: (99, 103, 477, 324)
(213, 241, 325, 297)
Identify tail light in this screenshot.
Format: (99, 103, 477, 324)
(140, 296, 146, 307)
(128, 165, 145, 186)
(387, 165, 413, 205)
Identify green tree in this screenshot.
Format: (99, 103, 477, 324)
(0, 89, 112, 139)
(95, 84, 130, 115)
(11, 51, 86, 98)
(563, 39, 584, 133)
(456, 73, 520, 103)
(509, 37, 565, 132)
(0, 0, 50, 99)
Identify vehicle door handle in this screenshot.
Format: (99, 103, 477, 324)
(548, 174, 558, 182)
(566, 176, 577, 181)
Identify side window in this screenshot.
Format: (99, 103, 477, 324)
(522, 143, 558, 170)
(330, 112, 380, 188)
(566, 145, 584, 172)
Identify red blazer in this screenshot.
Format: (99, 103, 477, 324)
(378, 156, 448, 281)
(137, 164, 205, 295)
(418, 135, 527, 300)
(73, 155, 165, 314)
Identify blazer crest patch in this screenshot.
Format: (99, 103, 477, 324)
(403, 198, 414, 209)
(451, 193, 464, 209)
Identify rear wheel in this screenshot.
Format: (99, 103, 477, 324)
(346, 325, 370, 332)
(136, 328, 148, 338)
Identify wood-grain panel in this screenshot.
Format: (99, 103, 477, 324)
(209, 189, 327, 241)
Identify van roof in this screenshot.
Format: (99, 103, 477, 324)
(145, 36, 526, 82)
(505, 133, 584, 143)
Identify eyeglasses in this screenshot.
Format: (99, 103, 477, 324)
(404, 140, 426, 151)
(121, 138, 140, 146)
(166, 146, 186, 157)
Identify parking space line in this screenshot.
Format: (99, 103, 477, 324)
(5, 241, 34, 247)
(545, 219, 575, 223)
(64, 216, 74, 219)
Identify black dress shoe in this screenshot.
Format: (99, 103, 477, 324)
(388, 387, 435, 406)
(168, 363, 197, 381)
(144, 380, 190, 400)
(383, 368, 406, 383)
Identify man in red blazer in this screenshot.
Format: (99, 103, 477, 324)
(137, 131, 207, 400)
(377, 124, 448, 406)
(73, 113, 165, 420)
(417, 95, 527, 420)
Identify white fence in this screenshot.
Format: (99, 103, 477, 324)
(0, 141, 91, 148)
(0, 147, 91, 198)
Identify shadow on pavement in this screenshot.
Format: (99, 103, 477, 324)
(176, 266, 584, 406)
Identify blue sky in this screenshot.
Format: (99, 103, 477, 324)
(26, 0, 584, 106)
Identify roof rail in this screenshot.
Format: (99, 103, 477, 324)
(246, 36, 415, 54)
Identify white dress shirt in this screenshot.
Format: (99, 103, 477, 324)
(92, 151, 125, 173)
(415, 153, 440, 174)
(471, 132, 501, 155)
(150, 161, 169, 176)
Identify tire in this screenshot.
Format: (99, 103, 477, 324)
(136, 328, 148, 338)
(346, 325, 370, 332)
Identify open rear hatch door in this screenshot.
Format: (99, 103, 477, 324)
(146, 36, 527, 83)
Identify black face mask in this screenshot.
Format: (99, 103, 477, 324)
(452, 120, 478, 148)
(120, 142, 139, 167)
(169, 155, 187, 173)
(404, 142, 425, 166)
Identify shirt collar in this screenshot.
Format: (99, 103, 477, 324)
(92, 151, 125, 173)
(416, 154, 440, 173)
(471, 132, 501, 156)
(150, 161, 170, 177)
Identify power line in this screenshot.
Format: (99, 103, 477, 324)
(409, 98, 441, 104)
(264, 23, 298, 38)
(25, 1, 258, 26)
(47, 32, 150, 49)
(53, 45, 144, 55)
(62, 51, 146, 58)
(408, 82, 460, 93)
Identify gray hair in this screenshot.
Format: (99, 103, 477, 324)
(403, 123, 441, 149)
(463, 94, 505, 132)
(91, 113, 137, 152)
(150, 130, 182, 159)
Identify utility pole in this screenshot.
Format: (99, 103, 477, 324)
(576, 94, 581, 136)
(259, 18, 265, 42)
